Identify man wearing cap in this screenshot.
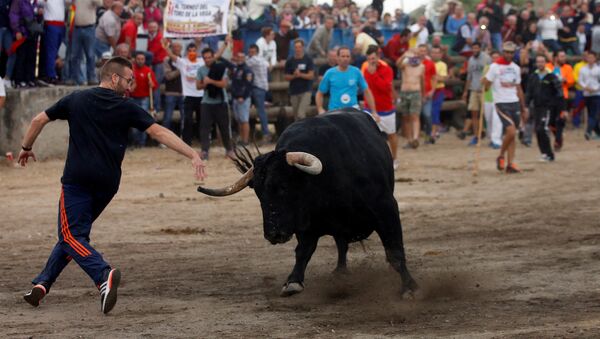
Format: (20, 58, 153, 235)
(482, 41, 528, 174)
(95, 1, 123, 58)
(274, 20, 298, 65)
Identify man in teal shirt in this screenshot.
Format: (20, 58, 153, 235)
(316, 46, 379, 122)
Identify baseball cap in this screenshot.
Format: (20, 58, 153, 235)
(101, 51, 112, 59)
(502, 41, 517, 52)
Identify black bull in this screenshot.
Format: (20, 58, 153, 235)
(198, 109, 418, 297)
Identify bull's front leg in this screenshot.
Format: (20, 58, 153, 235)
(333, 236, 349, 274)
(281, 233, 319, 297)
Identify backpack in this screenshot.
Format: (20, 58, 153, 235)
(452, 23, 472, 53)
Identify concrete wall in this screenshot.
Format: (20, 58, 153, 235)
(0, 86, 83, 159)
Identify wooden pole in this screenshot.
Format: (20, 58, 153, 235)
(472, 90, 486, 177)
(148, 73, 154, 116)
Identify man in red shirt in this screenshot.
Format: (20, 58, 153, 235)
(130, 52, 157, 147)
(383, 29, 409, 78)
(118, 12, 143, 57)
(418, 44, 437, 144)
(146, 20, 167, 111)
(361, 45, 398, 169)
(383, 29, 410, 64)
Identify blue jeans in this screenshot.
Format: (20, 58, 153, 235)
(43, 24, 65, 79)
(163, 95, 183, 132)
(490, 32, 502, 51)
(94, 39, 111, 59)
(543, 39, 562, 53)
(152, 63, 164, 111)
(251, 87, 270, 136)
(131, 97, 150, 146)
(431, 90, 445, 126)
(70, 26, 97, 84)
(560, 40, 581, 55)
(421, 96, 433, 136)
(585, 95, 600, 136)
(0, 27, 16, 79)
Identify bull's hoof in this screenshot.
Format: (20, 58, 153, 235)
(332, 267, 349, 275)
(401, 281, 420, 300)
(280, 282, 304, 297)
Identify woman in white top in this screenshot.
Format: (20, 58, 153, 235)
(255, 27, 277, 68)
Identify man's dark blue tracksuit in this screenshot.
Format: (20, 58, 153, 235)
(31, 87, 155, 290)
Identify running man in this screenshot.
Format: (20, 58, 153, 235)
(19, 57, 206, 314)
(482, 41, 528, 173)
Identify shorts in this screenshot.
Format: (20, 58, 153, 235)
(495, 102, 521, 129)
(372, 110, 396, 134)
(232, 97, 251, 123)
(467, 91, 482, 112)
(399, 91, 422, 115)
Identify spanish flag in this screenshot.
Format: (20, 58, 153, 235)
(68, 4, 76, 40)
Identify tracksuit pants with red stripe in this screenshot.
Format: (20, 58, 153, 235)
(32, 184, 113, 289)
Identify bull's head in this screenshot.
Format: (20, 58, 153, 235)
(197, 148, 322, 244)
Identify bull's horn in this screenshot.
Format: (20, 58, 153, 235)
(286, 152, 322, 175)
(197, 167, 254, 196)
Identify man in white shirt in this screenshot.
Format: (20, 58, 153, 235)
(482, 41, 527, 174)
(410, 16, 429, 46)
(247, 0, 276, 30)
(164, 41, 205, 147)
(537, 10, 563, 52)
(41, 0, 65, 84)
(577, 52, 600, 140)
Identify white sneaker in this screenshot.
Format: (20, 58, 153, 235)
(393, 160, 400, 170)
(99, 268, 121, 314)
(4, 78, 13, 88)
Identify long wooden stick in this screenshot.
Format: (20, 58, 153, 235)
(472, 90, 486, 177)
(148, 73, 154, 114)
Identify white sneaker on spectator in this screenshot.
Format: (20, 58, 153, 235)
(393, 160, 400, 170)
(4, 78, 12, 88)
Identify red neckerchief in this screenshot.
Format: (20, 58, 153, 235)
(495, 57, 512, 65)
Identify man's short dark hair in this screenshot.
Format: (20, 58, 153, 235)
(186, 42, 196, 51)
(536, 54, 548, 62)
(400, 28, 410, 37)
(249, 44, 259, 52)
(100, 56, 132, 81)
(337, 46, 351, 56)
(134, 51, 145, 58)
(366, 44, 379, 56)
(471, 42, 481, 48)
(554, 49, 566, 58)
(201, 47, 214, 56)
(293, 38, 305, 47)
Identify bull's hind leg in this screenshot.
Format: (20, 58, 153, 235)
(333, 236, 349, 274)
(281, 233, 319, 297)
(374, 208, 418, 298)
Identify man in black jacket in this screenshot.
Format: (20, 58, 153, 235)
(526, 54, 566, 162)
(230, 52, 254, 145)
(478, 0, 504, 51)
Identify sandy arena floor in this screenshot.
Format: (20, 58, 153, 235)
(1, 129, 600, 338)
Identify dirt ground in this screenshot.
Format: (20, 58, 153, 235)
(1, 129, 600, 338)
